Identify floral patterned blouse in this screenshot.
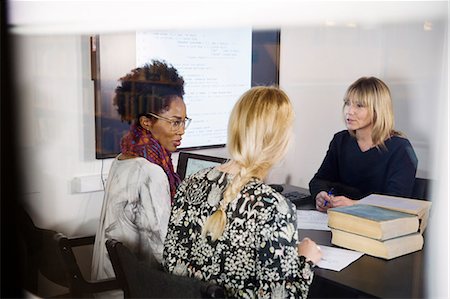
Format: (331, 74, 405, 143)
(163, 167, 314, 299)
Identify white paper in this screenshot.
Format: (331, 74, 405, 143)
(296, 210, 330, 231)
(316, 245, 364, 271)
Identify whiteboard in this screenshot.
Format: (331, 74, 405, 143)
(136, 29, 252, 148)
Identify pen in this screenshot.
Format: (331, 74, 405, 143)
(325, 188, 334, 207)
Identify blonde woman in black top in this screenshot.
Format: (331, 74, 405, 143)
(311, 77, 418, 212)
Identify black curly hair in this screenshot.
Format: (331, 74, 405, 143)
(113, 60, 185, 124)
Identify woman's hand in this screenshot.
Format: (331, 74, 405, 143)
(329, 195, 356, 207)
(316, 192, 356, 210)
(298, 237, 322, 265)
(315, 191, 332, 212)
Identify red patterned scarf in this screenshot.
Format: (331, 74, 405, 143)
(120, 124, 180, 202)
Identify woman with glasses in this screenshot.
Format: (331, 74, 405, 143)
(91, 60, 190, 291)
(164, 86, 322, 298)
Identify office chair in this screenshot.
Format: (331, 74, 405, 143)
(56, 233, 120, 297)
(17, 205, 69, 295)
(17, 205, 119, 297)
(411, 177, 430, 200)
(105, 239, 226, 298)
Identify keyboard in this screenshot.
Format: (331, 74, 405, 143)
(283, 191, 312, 206)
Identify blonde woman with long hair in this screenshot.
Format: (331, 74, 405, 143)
(164, 86, 322, 298)
(311, 77, 418, 212)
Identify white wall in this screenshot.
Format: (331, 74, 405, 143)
(14, 35, 107, 236)
(425, 24, 449, 298)
(271, 20, 447, 188)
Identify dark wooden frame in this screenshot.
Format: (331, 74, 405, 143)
(93, 30, 281, 159)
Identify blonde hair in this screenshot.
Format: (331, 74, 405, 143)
(343, 77, 403, 148)
(202, 86, 294, 241)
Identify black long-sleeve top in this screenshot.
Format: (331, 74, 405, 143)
(309, 130, 418, 201)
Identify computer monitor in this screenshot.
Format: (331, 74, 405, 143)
(177, 152, 228, 180)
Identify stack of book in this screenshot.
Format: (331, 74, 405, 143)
(327, 194, 432, 260)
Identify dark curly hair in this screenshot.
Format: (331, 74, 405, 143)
(113, 60, 185, 124)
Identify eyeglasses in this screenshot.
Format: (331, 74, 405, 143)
(146, 112, 192, 131)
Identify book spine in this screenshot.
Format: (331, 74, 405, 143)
(331, 229, 424, 260)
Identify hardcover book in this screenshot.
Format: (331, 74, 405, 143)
(327, 205, 419, 240)
(357, 194, 432, 233)
(331, 228, 424, 260)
